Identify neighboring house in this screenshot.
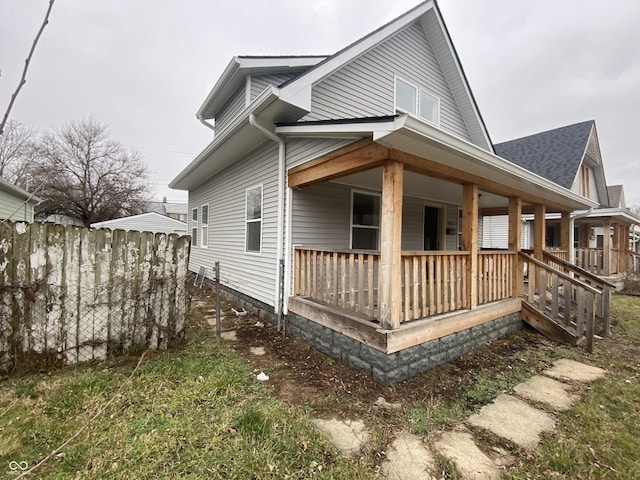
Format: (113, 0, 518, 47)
(171, 1, 599, 384)
(145, 198, 188, 223)
(91, 212, 188, 235)
(0, 177, 41, 223)
(487, 121, 640, 277)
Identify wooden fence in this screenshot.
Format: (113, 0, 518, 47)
(0, 221, 191, 374)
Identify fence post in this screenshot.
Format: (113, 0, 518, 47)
(214, 261, 221, 343)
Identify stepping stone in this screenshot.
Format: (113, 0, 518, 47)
(220, 330, 237, 341)
(250, 346, 266, 356)
(514, 375, 577, 411)
(311, 418, 369, 456)
(543, 359, 606, 383)
(468, 394, 555, 450)
(382, 431, 436, 480)
(435, 431, 501, 480)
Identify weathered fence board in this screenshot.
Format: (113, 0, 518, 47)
(0, 221, 191, 374)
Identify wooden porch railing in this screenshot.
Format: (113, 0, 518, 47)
(294, 248, 379, 318)
(400, 251, 469, 321)
(520, 251, 599, 352)
(543, 250, 613, 337)
(477, 251, 516, 305)
(630, 251, 640, 274)
(575, 248, 604, 274)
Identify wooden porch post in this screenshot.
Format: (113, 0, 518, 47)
(462, 183, 478, 309)
(560, 211, 571, 252)
(603, 218, 611, 276)
(533, 204, 546, 261)
(621, 224, 630, 273)
(378, 160, 403, 330)
(508, 197, 522, 297)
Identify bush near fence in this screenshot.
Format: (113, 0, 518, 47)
(0, 221, 191, 374)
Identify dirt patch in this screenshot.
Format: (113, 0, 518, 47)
(192, 291, 561, 417)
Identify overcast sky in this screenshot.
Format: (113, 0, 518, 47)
(1, 0, 639, 206)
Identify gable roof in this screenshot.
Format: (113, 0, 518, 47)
(493, 120, 594, 190)
(90, 212, 187, 234)
(607, 185, 624, 208)
(278, 0, 493, 151)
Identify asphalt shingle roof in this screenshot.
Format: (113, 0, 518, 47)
(493, 120, 594, 189)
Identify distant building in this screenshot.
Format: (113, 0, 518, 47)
(145, 197, 188, 223)
(0, 177, 41, 223)
(91, 211, 187, 235)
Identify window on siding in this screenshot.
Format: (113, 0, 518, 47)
(201, 205, 209, 247)
(395, 76, 440, 125)
(245, 185, 262, 253)
(580, 164, 591, 198)
(351, 191, 380, 250)
(191, 207, 198, 247)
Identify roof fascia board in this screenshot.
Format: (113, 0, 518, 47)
(279, 1, 436, 111)
(171, 86, 280, 189)
(376, 115, 597, 210)
(0, 177, 42, 203)
(573, 208, 640, 224)
(420, 5, 494, 152)
(275, 120, 396, 137)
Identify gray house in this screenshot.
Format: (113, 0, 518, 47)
(486, 121, 640, 278)
(0, 177, 41, 223)
(171, 1, 598, 384)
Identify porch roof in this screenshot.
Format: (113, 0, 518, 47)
(573, 207, 640, 225)
(279, 114, 597, 212)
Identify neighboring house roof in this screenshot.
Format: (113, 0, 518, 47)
(494, 120, 594, 190)
(0, 177, 42, 204)
(607, 185, 624, 208)
(91, 212, 187, 234)
(171, 0, 495, 191)
(145, 200, 188, 217)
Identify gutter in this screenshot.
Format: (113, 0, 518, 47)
(569, 208, 594, 263)
(197, 114, 215, 132)
(249, 113, 286, 324)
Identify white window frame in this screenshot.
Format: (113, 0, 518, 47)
(394, 75, 440, 126)
(191, 207, 198, 247)
(201, 204, 209, 248)
(245, 184, 263, 254)
(350, 189, 381, 251)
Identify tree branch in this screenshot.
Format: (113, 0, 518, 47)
(0, 0, 56, 136)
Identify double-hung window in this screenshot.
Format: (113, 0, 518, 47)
(191, 207, 198, 247)
(395, 76, 440, 125)
(245, 185, 262, 253)
(201, 205, 209, 247)
(351, 191, 380, 250)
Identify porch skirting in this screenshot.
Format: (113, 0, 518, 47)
(287, 309, 522, 385)
(211, 283, 523, 386)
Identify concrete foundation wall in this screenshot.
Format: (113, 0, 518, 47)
(216, 283, 523, 385)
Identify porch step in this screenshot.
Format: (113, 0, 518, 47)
(521, 300, 578, 346)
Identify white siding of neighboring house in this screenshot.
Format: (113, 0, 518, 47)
(250, 73, 296, 101)
(189, 142, 280, 307)
(482, 215, 529, 250)
(302, 22, 473, 143)
(0, 190, 34, 222)
(91, 213, 187, 234)
(214, 84, 247, 136)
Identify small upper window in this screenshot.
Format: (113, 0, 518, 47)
(191, 207, 198, 247)
(245, 185, 263, 253)
(201, 205, 209, 247)
(395, 76, 440, 125)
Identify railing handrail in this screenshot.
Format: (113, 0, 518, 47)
(518, 251, 601, 294)
(542, 250, 617, 289)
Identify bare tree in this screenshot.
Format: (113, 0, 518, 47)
(0, 119, 36, 183)
(29, 118, 151, 226)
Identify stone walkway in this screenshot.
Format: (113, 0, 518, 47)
(312, 359, 606, 479)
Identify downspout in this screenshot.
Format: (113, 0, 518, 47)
(197, 114, 216, 132)
(249, 113, 286, 325)
(570, 208, 594, 264)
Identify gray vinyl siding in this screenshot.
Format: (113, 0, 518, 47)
(303, 22, 472, 142)
(0, 190, 34, 222)
(189, 142, 280, 307)
(286, 138, 359, 169)
(402, 196, 424, 250)
(250, 73, 296, 101)
(214, 84, 246, 135)
(445, 205, 459, 251)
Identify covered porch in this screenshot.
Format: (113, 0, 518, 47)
(283, 116, 596, 375)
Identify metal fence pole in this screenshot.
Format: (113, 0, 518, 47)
(277, 258, 285, 332)
(214, 261, 221, 343)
